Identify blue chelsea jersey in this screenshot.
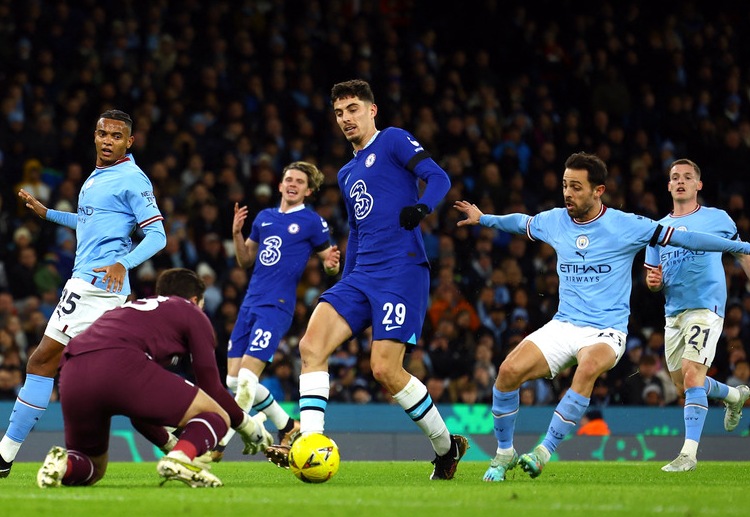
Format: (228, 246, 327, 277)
(242, 204, 331, 315)
(645, 205, 739, 317)
(338, 127, 449, 272)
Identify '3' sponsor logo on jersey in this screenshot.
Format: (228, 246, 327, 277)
(349, 179, 373, 220)
(259, 235, 282, 266)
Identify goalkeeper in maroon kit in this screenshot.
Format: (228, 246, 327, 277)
(36, 268, 271, 488)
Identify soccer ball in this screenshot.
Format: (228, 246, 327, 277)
(289, 433, 340, 483)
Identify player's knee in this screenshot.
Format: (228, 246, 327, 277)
(370, 364, 400, 388)
(27, 341, 65, 376)
(299, 336, 325, 365)
(497, 361, 524, 389)
(25, 356, 59, 377)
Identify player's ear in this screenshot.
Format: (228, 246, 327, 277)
(696, 180, 703, 191)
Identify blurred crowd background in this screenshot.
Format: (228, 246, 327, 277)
(1, 0, 750, 413)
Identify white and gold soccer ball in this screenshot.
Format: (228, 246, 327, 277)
(288, 433, 340, 483)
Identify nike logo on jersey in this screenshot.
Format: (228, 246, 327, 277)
(407, 136, 424, 152)
(249, 346, 264, 352)
(385, 325, 402, 331)
(261, 222, 273, 226)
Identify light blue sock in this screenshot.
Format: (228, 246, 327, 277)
(491, 387, 519, 449)
(541, 388, 589, 453)
(684, 386, 708, 444)
(6, 374, 54, 444)
(704, 377, 729, 400)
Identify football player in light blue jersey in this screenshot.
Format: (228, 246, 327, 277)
(645, 158, 750, 472)
(265, 79, 468, 481)
(0, 110, 166, 477)
(454, 152, 750, 482)
(212, 161, 340, 460)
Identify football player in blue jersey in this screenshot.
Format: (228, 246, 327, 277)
(454, 152, 750, 481)
(211, 161, 340, 460)
(265, 79, 468, 480)
(0, 110, 166, 477)
(645, 158, 750, 472)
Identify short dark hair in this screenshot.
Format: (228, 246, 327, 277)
(331, 79, 375, 105)
(669, 158, 701, 178)
(564, 152, 608, 187)
(99, 109, 133, 133)
(155, 268, 205, 302)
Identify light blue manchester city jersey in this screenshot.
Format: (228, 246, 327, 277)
(645, 205, 739, 317)
(50, 155, 164, 296)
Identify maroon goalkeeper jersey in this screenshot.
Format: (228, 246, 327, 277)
(63, 295, 244, 426)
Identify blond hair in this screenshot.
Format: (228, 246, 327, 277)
(283, 161, 324, 192)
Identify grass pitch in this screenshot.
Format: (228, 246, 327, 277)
(2, 460, 749, 517)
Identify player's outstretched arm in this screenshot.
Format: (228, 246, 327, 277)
(455, 201, 530, 234)
(18, 188, 48, 220)
(454, 200, 483, 226)
(666, 227, 750, 255)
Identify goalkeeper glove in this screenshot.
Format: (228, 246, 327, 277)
(399, 203, 429, 230)
(236, 413, 273, 455)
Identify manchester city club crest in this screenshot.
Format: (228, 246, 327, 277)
(576, 235, 590, 249)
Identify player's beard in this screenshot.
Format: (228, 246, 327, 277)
(566, 200, 594, 221)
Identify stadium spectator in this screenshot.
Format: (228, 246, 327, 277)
(576, 409, 611, 436)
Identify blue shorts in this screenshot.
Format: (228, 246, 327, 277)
(227, 305, 293, 363)
(320, 263, 429, 346)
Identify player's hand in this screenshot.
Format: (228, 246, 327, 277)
(399, 203, 429, 230)
(236, 413, 273, 455)
(645, 264, 664, 292)
(233, 203, 248, 235)
(324, 245, 340, 274)
(18, 189, 49, 219)
(454, 200, 483, 226)
(92, 262, 127, 292)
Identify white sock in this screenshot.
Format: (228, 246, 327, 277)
(218, 370, 258, 448)
(0, 436, 22, 461)
(299, 371, 330, 435)
(226, 375, 238, 393)
(254, 383, 290, 430)
(724, 386, 740, 404)
(535, 444, 551, 463)
(393, 375, 451, 456)
(680, 439, 699, 458)
(236, 369, 259, 412)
